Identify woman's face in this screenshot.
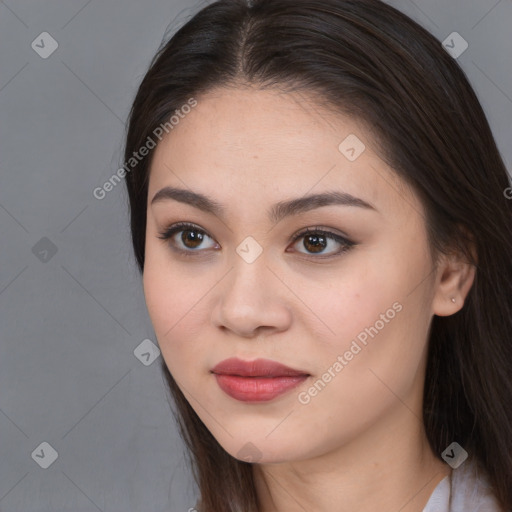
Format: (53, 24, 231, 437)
(143, 86, 447, 464)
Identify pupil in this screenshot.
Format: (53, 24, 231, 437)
(305, 234, 326, 253)
(182, 230, 203, 249)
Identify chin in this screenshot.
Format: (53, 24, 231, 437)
(213, 433, 307, 465)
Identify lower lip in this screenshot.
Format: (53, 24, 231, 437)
(213, 374, 309, 402)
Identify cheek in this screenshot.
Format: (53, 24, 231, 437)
(300, 245, 430, 379)
(142, 248, 223, 387)
(299, 258, 402, 349)
(328, 269, 430, 396)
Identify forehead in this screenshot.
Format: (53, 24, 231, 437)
(148, 87, 422, 221)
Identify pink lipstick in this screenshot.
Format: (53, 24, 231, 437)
(211, 357, 309, 402)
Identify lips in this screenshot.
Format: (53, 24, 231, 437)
(211, 358, 310, 402)
(212, 357, 309, 377)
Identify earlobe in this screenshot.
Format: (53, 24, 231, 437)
(431, 252, 477, 317)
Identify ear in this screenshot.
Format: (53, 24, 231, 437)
(431, 231, 477, 317)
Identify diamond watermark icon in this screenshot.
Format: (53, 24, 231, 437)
(134, 338, 161, 366)
(236, 236, 263, 264)
(236, 442, 263, 463)
(32, 237, 58, 262)
(338, 134, 366, 161)
(31, 442, 58, 469)
(442, 32, 468, 59)
(441, 441, 468, 469)
(31, 32, 59, 59)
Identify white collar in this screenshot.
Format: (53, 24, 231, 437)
(423, 458, 502, 511)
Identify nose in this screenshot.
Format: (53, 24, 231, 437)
(211, 254, 292, 338)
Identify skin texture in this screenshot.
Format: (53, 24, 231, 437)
(143, 87, 476, 512)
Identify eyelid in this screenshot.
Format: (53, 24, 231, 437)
(289, 225, 351, 243)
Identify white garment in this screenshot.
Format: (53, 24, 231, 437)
(422, 457, 504, 512)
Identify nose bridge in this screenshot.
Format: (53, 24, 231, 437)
(224, 245, 271, 310)
(213, 243, 290, 335)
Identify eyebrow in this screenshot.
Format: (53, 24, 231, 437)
(150, 186, 377, 224)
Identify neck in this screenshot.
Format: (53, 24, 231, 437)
(253, 406, 452, 512)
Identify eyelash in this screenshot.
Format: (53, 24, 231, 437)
(157, 221, 356, 260)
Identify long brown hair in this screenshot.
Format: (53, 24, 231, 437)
(122, 0, 512, 510)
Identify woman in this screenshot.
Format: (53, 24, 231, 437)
(122, 0, 512, 510)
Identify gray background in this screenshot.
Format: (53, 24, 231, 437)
(0, 1, 510, 511)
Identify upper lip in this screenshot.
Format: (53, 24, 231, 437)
(211, 357, 309, 377)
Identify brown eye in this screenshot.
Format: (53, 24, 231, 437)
(180, 229, 205, 249)
(157, 222, 218, 256)
(302, 233, 328, 253)
(289, 227, 355, 258)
